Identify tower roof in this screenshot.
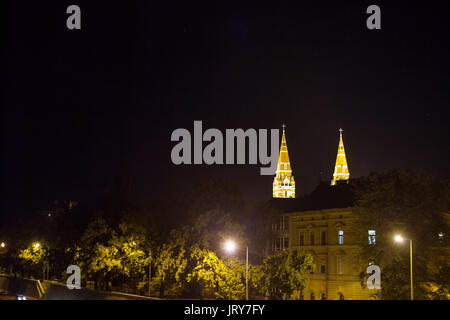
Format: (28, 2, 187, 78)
(331, 128, 350, 186)
(277, 124, 291, 172)
(273, 124, 295, 198)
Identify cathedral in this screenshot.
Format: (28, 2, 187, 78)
(273, 126, 350, 198)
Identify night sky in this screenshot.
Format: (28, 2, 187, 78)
(3, 1, 450, 221)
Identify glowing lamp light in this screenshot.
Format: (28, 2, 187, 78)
(224, 240, 237, 254)
(34, 242, 41, 249)
(1, 242, 5, 248)
(394, 235, 404, 243)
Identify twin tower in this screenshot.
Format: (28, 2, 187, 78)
(272, 126, 350, 198)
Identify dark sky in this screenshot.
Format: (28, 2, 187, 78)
(3, 1, 450, 219)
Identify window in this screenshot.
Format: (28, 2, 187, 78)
(438, 232, 444, 243)
(368, 230, 376, 245)
(338, 230, 344, 245)
(339, 293, 345, 300)
(321, 231, 326, 245)
(310, 292, 315, 300)
(321, 293, 327, 300)
(283, 237, 289, 250)
(299, 232, 304, 246)
(320, 259, 326, 274)
(337, 256, 343, 275)
(310, 232, 315, 245)
(284, 216, 289, 230)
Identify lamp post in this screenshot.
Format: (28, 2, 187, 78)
(394, 235, 413, 300)
(224, 240, 249, 300)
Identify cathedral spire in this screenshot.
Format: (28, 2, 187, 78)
(331, 128, 350, 186)
(273, 124, 295, 198)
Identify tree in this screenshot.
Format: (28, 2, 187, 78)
(186, 246, 245, 299)
(73, 216, 152, 292)
(355, 170, 450, 299)
(252, 249, 314, 299)
(18, 242, 48, 279)
(152, 230, 187, 297)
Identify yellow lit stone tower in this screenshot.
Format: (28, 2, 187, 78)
(331, 128, 350, 186)
(273, 124, 295, 198)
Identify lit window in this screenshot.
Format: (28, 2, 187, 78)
(368, 230, 376, 245)
(338, 230, 344, 245)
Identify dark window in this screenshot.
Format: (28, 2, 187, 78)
(321, 293, 327, 300)
(320, 259, 326, 274)
(310, 232, 315, 245)
(321, 231, 326, 245)
(284, 216, 289, 230)
(283, 237, 289, 249)
(299, 232, 304, 246)
(310, 292, 315, 300)
(339, 293, 345, 300)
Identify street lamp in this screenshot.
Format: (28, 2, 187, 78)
(394, 234, 414, 300)
(34, 242, 40, 249)
(223, 240, 249, 300)
(1, 242, 5, 248)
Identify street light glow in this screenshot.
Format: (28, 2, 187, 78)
(394, 235, 404, 243)
(34, 242, 40, 248)
(1, 242, 5, 248)
(224, 240, 236, 253)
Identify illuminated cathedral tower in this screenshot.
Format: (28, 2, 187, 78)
(331, 128, 350, 186)
(273, 124, 295, 198)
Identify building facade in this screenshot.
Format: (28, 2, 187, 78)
(272, 207, 374, 300)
